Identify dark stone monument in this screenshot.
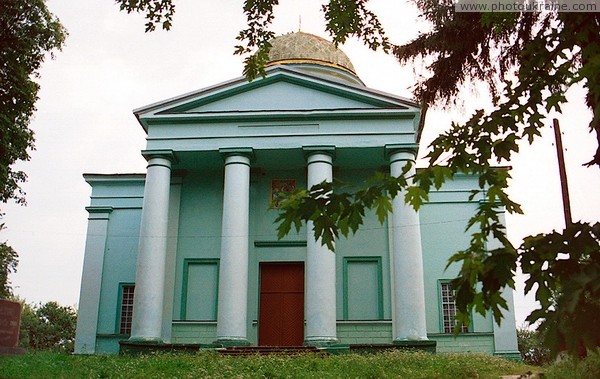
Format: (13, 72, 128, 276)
(0, 299, 26, 355)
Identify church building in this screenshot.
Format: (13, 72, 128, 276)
(73, 32, 519, 357)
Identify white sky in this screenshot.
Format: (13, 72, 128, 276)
(2, 0, 599, 329)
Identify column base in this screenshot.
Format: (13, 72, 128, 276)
(494, 351, 522, 361)
(119, 339, 200, 355)
(393, 339, 437, 353)
(128, 336, 164, 343)
(304, 337, 338, 347)
(215, 338, 251, 347)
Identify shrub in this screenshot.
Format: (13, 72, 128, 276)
(19, 301, 77, 352)
(544, 349, 600, 379)
(517, 328, 551, 366)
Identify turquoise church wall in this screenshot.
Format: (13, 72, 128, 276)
(82, 176, 145, 354)
(173, 170, 224, 321)
(85, 170, 498, 353)
(418, 175, 497, 354)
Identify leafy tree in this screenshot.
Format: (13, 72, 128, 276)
(0, 0, 67, 205)
(521, 223, 600, 357)
(19, 300, 77, 352)
(517, 328, 551, 366)
(0, 224, 18, 299)
(114, 0, 600, 357)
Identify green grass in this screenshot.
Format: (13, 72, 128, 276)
(0, 350, 537, 379)
(542, 350, 600, 379)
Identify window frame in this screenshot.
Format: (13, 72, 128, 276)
(116, 282, 135, 336)
(438, 280, 471, 334)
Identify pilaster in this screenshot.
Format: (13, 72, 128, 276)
(74, 206, 113, 354)
(161, 173, 185, 343)
(489, 212, 520, 358)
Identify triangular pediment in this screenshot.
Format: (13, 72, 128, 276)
(134, 66, 419, 131)
(171, 79, 382, 113)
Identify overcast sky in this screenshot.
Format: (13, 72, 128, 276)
(3, 0, 599, 328)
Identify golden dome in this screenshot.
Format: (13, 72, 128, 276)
(266, 32, 357, 76)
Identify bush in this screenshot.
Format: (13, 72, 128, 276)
(19, 301, 77, 352)
(517, 328, 551, 366)
(544, 349, 600, 379)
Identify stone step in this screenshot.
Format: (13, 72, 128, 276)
(218, 346, 324, 356)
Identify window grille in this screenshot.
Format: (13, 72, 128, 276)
(119, 285, 135, 335)
(441, 282, 469, 333)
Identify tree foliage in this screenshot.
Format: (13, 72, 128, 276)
(18, 300, 77, 352)
(0, 225, 18, 299)
(521, 222, 600, 357)
(114, 0, 600, 357)
(117, 0, 175, 32)
(0, 0, 67, 205)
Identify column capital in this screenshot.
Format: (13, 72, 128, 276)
(303, 145, 336, 161)
(85, 206, 114, 214)
(171, 170, 187, 184)
(384, 144, 419, 160)
(219, 147, 254, 161)
(85, 206, 113, 220)
(141, 149, 177, 163)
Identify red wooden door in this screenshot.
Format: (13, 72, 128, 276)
(258, 262, 304, 346)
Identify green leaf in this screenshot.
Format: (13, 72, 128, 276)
(373, 195, 392, 225)
(404, 186, 428, 211)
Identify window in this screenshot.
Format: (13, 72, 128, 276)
(343, 257, 383, 320)
(440, 282, 469, 333)
(118, 284, 135, 335)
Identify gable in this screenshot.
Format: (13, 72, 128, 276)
(134, 67, 419, 131)
(178, 80, 380, 113)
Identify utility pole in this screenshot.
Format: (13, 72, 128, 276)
(552, 118, 573, 228)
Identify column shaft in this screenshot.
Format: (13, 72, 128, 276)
(216, 154, 251, 344)
(390, 150, 428, 341)
(130, 155, 172, 341)
(305, 152, 337, 345)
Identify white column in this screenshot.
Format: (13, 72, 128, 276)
(216, 153, 251, 345)
(390, 149, 428, 341)
(304, 151, 338, 345)
(130, 154, 173, 341)
(74, 206, 112, 354)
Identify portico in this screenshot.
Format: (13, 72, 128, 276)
(127, 146, 430, 347)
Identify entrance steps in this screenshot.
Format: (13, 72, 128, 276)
(217, 346, 325, 356)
